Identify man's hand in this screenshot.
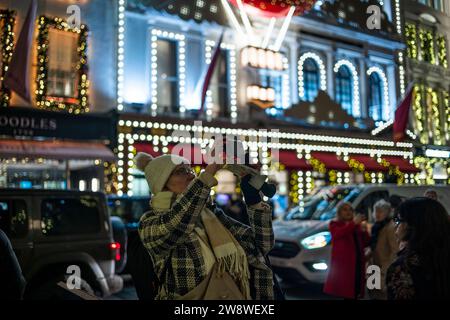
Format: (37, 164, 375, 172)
(354, 214, 365, 225)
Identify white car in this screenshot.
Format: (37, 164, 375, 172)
(269, 184, 450, 284)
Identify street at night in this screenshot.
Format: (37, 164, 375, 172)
(0, 0, 449, 316)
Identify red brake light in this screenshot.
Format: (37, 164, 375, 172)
(110, 242, 121, 261)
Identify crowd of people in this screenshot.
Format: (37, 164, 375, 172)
(324, 190, 450, 300)
(1, 144, 449, 301)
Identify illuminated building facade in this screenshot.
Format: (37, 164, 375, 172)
(0, 0, 117, 191)
(117, 0, 425, 205)
(401, 0, 450, 184)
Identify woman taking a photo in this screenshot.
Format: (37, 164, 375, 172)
(387, 197, 450, 299)
(135, 151, 275, 300)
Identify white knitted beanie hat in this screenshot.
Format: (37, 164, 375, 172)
(134, 152, 190, 194)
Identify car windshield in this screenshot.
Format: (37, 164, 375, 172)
(284, 187, 361, 221)
(107, 197, 150, 227)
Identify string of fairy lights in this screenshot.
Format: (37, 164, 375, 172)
(150, 29, 186, 116)
(35, 16, 89, 113)
(0, 10, 15, 107)
(333, 59, 360, 117)
(116, 119, 418, 196)
(367, 66, 390, 121)
(204, 39, 237, 122)
(298, 52, 327, 100)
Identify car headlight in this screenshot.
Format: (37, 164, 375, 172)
(301, 231, 331, 250)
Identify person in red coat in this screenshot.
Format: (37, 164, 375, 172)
(324, 202, 370, 299)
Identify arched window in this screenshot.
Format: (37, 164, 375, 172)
(335, 65, 353, 114)
(303, 58, 320, 102)
(368, 72, 383, 121)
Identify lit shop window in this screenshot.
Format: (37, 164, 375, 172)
(47, 29, 79, 99)
(210, 49, 230, 118)
(368, 72, 384, 121)
(156, 38, 179, 113)
(241, 46, 289, 114)
(335, 65, 353, 115)
(36, 16, 89, 113)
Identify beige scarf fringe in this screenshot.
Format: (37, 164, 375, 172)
(151, 191, 251, 300)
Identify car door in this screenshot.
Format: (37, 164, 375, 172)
(0, 196, 34, 274)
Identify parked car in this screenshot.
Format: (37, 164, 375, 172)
(107, 195, 150, 232)
(107, 195, 150, 275)
(269, 184, 450, 284)
(0, 189, 123, 299)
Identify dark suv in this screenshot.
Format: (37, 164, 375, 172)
(0, 189, 123, 299)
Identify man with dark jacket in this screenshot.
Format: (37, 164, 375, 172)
(126, 230, 157, 300)
(0, 229, 26, 299)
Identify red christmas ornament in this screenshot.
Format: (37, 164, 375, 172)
(229, 0, 318, 18)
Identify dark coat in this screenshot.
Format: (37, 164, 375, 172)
(0, 229, 26, 300)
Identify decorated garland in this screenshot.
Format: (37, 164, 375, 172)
(289, 170, 299, 204)
(380, 158, 405, 185)
(419, 28, 435, 64)
(437, 35, 448, 68)
(347, 158, 374, 183)
(308, 157, 326, 174)
(405, 23, 418, 60)
(36, 15, 89, 113)
(0, 10, 15, 107)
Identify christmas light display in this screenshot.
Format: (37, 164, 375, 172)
(36, 16, 89, 113)
(0, 10, 15, 107)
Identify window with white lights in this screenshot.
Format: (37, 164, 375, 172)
(47, 28, 79, 99)
(156, 38, 179, 113)
(335, 65, 353, 115)
(368, 72, 384, 121)
(260, 71, 283, 110)
(303, 58, 320, 102)
(210, 49, 230, 118)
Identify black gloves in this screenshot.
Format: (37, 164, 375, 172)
(240, 174, 262, 206)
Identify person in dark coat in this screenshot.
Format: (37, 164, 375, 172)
(126, 230, 158, 300)
(324, 202, 370, 299)
(0, 229, 26, 300)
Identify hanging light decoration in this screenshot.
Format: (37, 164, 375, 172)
(228, 0, 317, 18)
(223, 0, 318, 50)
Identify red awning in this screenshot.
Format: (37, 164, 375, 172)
(275, 150, 312, 170)
(311, 152, 351, 171)
(0, 139, 115, 161)
(382, 156, 421, 173)
(349, 154, 388, 172)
